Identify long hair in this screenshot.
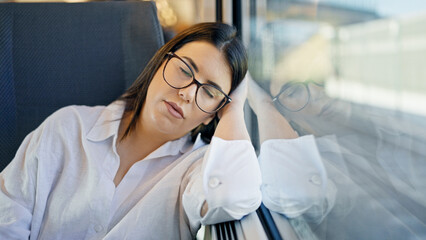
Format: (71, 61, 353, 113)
(119, 22, 248, 143)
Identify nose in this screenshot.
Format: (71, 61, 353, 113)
(178, 83, 197, 103)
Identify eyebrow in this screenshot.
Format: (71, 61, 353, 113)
(182, 56, 199, 73)
(206, 80, 222, 89)
(182, 56, 225, 91)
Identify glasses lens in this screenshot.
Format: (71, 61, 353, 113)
(278, 83, 309, 111)
(164, 57, 193, 88)
(196, 85, 227, 113)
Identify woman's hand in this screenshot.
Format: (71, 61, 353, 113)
(217, 75, 248, 119)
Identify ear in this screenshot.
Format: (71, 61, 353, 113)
(202, 114, 215, 125)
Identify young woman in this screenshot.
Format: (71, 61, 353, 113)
(0, 23, 262, 239)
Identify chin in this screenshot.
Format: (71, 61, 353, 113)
(153, 114, 187, 136)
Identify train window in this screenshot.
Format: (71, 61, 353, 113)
(246, 0, 426, 239)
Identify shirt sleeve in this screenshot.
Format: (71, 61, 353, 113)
(0, 129, 41, 239)
(182, 137, 262, 226)
(259, 135, 336, 224)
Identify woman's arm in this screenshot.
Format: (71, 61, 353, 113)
(214, 75, 250, 141)
(0, 107, 71, 239)
(182, 137, 261, 225)
(0, 130, 39, 239)
(182, 75, 262, 225)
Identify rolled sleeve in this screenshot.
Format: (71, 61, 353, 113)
(260, 135, 336, 223)
(183, 137, 262, 226)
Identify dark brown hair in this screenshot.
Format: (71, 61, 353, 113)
(119, 22, 248, 143)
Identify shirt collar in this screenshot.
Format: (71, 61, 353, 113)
(144, 134, 193, 159)
(86, 101, 125, 142)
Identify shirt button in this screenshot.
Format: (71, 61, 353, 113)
(94, 224, 103, 233)
(309, 174, 322, 185)
(208, 177, 221, 188)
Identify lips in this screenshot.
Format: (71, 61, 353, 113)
(164, 101, 184, 119)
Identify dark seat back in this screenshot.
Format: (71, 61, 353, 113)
(0, 2, 164, 170)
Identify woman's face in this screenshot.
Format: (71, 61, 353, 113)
(142, 41, 232, 140)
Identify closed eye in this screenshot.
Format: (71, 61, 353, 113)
(180, 67, 192, 78)
(202, 87, 215, 98)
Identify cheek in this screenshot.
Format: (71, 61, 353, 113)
(148, 62, 169, 91)
(147, 73, 169, 99)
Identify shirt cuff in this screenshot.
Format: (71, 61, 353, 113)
(200, 137, 262, 225)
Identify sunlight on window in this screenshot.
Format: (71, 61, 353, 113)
(327, 12, 426, 117)
(326, 79, 426, 116)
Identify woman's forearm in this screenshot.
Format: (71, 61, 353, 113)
(214, 75, 251, 141)
(213, 106, 250, 141)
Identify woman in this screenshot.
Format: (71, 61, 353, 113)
(0, 23, 262, 239)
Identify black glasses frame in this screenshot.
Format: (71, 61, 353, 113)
(272, 81, 311, 112)
(162, 52, 232, 114)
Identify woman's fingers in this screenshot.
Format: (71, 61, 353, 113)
(229, 74, 248, 107)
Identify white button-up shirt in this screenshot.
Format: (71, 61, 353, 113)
(0, 101, 262, 239)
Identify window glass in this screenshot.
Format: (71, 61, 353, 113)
(247, 0, 426, 239)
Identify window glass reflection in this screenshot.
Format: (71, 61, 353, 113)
(248, 0, 426, 239)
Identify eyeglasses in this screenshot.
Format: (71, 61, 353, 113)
(162, 52, 232, 114)
(272, 81, 312, 112)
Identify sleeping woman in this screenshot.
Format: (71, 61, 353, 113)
(0, 22, 261, 239)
